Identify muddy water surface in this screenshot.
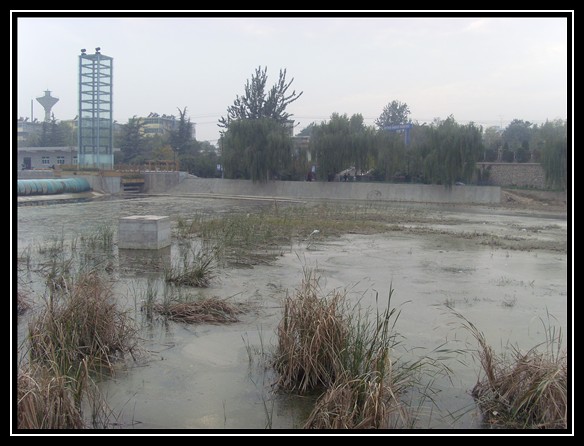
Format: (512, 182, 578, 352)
(15, 194, 569, 430)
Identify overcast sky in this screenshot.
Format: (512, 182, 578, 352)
(13, 13, 570, 144)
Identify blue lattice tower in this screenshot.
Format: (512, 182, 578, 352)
(78, 47, 113, 169)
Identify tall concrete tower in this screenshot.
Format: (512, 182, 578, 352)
(78, 47, 113, 170)
(36, 90, 59, 122)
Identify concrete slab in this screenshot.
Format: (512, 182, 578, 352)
(118, 215, 171, 249)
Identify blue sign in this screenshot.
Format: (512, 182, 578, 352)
(383, 124, 413, 131)
(383, 123, 413, 145)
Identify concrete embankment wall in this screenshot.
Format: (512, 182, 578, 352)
(165, 178, 501, 204)
(84, 175, 122, 194)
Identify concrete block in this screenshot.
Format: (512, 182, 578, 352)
(118, 215, 171, 249)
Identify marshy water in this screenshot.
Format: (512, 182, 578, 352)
(15, 193, 569, 430)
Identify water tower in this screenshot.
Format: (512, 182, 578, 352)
(36, 90, 59, 122)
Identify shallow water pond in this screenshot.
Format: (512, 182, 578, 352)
(15, 195, 569, 430)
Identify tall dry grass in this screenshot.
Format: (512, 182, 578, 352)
(274, 268, 423, 429)
(17, 362, 86, 429)
(454, 311, 568, 429)
(17, 359, 113, 430)
(17, 290, 31, 316)
(28, 273, 139, 375)
(274, 268, 348, 393)
(303, 373, 394, 429)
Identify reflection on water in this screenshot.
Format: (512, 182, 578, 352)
(118, 246, 172, 279)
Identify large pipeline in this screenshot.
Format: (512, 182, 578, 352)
(17, 178, 91, 196)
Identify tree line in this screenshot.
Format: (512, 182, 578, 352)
(18, 66, 568, 190)
(218, 67, 567, 189)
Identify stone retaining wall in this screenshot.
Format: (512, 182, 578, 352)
(476, 163, 546, 188)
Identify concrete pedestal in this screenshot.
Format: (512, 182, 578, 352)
(118, 215, 171, 249)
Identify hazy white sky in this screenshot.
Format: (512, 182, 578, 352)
(13, 13, 570, 144)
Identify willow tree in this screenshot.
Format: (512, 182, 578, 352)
(218, 66, 302, 182)
(374, 130, 406, 181)
(422, 116, 483, 186)
(221, 118, 292, 181)
(310, 113, 375, 181)
(534, 119, 568, 190)
(407, 123, 433, 181)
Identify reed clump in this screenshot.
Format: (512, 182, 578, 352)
(274, 268, 417, 429)
(151, 296, 247, 324)
(164, 249, 216, 287)
(28, 273, 139, 375)
(17, 362, 86, 429)
(455, 311, 567, 429)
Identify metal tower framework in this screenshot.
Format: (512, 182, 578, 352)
(78, 48, 113, 169)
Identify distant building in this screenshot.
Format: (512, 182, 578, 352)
(16, 118, 42, 143)
(139, 112, 197, 140)
(141, 113, 178, 136)
(17, 146, 78, 170)
(17, 146, 121, 170)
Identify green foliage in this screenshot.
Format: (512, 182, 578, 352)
(515, 146, 530, 163)
(375, 100, 411, 128)
(179, 149, 221, 178)
(310, 113, 376, 181)
(218, 66, 302, 182)
(151, 145, 175, 161)
(502, 119, 533, 151)
(375, 131, 406, 181)
(484, 148, 498, 162)
(421, 116, 484, 186)
(221, 118, 292, 182)
(164, 248, 216, 288)
(218, 66, 303, 128)
(119, 116, 147, 164)
(297, 122, 317, 137)
(482, 126, 503, 157)
(169, 107, 194, 151)
(27, 118, 76, 147)
(535, 119, 568, 189)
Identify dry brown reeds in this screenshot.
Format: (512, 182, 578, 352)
(17, 359, 114, 430)
(274, 269, 349, 393)
(303, 372, 393, 429)
(454, 311, 568, 429)
(273, 268, 419, 429)
(18, 271, 129, 430)
(152, 297, 247, 324)
(28, 273, 139, 374)
(17, 363, 85, 429)
(17, 290, 31, 315)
